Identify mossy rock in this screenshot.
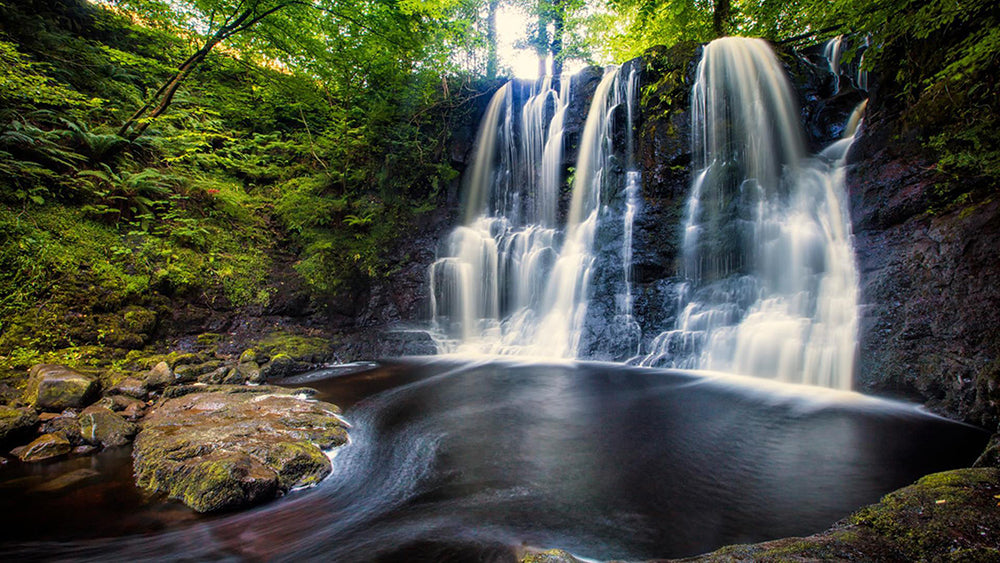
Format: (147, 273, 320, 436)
(251, 331, 333, 364)
(24, 364, 98, 411)
(0, 405, 38, 446)
(520, 549, 583, 563)
(16, 433, 72, 462)
(133, 385, 346, 513)
(674, 468, 1000, 562)
(79, 406, 137, 447)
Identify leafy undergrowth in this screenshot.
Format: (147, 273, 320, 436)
(0, 0, 473, 388)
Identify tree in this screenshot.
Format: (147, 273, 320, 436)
(111, 0, 455, 142)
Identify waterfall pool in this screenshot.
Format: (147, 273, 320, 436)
(0, 358, 986, 561)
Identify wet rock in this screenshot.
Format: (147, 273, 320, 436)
(17, 433, 72, 462)
(133, 385, 347, 512)
(39, 412, 84, 446)
(174, 360, 225, 383)
(25, 365, 97, 411)
(237, 361, 262, 384)
(73, 444, 97, 455)
(678, 468, 1000, 562)
(121, 401, 147, 421)
(111, 377, 147, 400)
(79, 406, 137, 447)
(196, 365, 230, 384)
(238, 349, 258, 364)
(96, 394, 147, 415)
(521, 549, 583, 563)
(259, 354, 307, 380)
(0, 405, 38, 446)
(31, 468, 101, 493)
(143, 361, 174, 389)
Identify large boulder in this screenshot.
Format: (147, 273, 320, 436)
(133, 385, 348, 513)
(25, 364, 98, 411)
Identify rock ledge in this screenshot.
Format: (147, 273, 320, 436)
(133, 384, 348, 513)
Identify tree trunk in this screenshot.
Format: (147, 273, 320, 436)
(713, 0, 731, 37)
(486, 0, 499, 79)
(118, 38, 219, 141)
(551, 0, 564, 78)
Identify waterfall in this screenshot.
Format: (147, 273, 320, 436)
(823, 34, 869, 93)
(430, 68, 637, 358)
(636, 37, 862, 390)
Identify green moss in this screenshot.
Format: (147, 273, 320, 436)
(252, 331, 332, 363)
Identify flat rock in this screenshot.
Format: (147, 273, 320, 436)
(17, 433, 72, 462)
(25, 365, 97, 411)
(133, 385, 348, 513)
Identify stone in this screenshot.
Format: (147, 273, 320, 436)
(196, 365, 230, 384)
(521, 550, 583, 563)
(31, 468, 100, 493)
(17, 433, 72, 462)
(237, 361, 262, 384)
(79, 406, 137, 447)
(238, 349, 258, 364)
(39, 412, 84, 446)
(73, 444, 97, 455)
(133, 385, 347, 512)
(121, 401, 147, 421)
(111, 377, 148, 399)
(0, 405, 38, 445)
(96, 394, 147, 414)
(259, 354, 304, 380)
(25, 365, 98, 411)
(143, 361, 174, 389)
(174, 360, 225, 383)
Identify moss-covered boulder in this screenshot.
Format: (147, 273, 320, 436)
(79, 406, 137, 447)
(661, 468, 1000, 562)
(0, 405, 38, 446)
(133, 385, 347, 513)
(15, 433, 72, 462)
(25, 364, 97, 411)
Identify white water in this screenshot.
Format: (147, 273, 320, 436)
(823, 34, 868, 93)
(430, 68, 638, 358)
(636, 37, 862, 390)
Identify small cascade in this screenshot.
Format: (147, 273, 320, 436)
(430, 67, 637, 358)
(823, 35, 845, 93)
(823, 34, 869, 93)
(636, 37, 863, 390)
(618, 68, 642, 354)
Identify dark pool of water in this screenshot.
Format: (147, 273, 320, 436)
(0, 359, 989, 561)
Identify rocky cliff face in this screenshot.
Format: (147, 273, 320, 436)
(848, 118, 1000, 428)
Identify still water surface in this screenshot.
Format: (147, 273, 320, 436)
(0, 359, 988, 561)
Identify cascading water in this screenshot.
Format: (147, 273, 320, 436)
(823, 34, 869, 93)
(430, 68, 638, 358)
(636, 37, 863, 390)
